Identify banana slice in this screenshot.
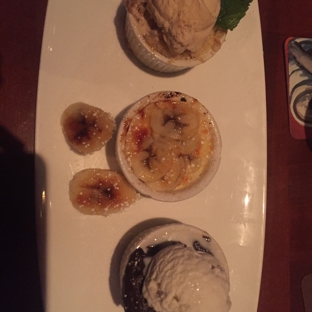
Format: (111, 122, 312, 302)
(69, 169, 139, 216)
(183, 152, 203, 175)
(149, 101, 200, 141)
(146, 156, 186, 191)
(61, 102, 116, 155)
(175, 133, 201, 155)
(131, 137, 175, 183)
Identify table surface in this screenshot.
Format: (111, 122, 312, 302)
(1, 1, 312, 311)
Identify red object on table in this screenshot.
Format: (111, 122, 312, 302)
(1, 1, 312, 311)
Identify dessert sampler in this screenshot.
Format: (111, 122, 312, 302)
(120, 223, 231, 312)
(57, 1, 255, 309)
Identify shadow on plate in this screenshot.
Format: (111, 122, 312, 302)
(109, 217, 182, 306)
(0, 126, 45, 312)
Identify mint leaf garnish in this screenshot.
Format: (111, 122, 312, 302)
(216, 0, 253, 31)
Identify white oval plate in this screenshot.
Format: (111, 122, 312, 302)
(35, 1, 266, 311)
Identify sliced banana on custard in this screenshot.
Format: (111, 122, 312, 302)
(69, 169, 140, 216)
(183, 152, 203, 174)
(146, 156, 186, 191)
(175, 133, 201, 155)
(149, 101, 200, 141)
(61, 102, 116, 155)
(131, 137, 175, 183)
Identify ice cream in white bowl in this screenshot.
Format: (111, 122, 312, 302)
(120, 222, 231, 312)
(116, 91, 222, 202)
(124, 0, 227, 73)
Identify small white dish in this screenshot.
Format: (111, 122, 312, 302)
(116, 91, 222, 202)
(125, 12, 227, 73)
(119, 222, 231, 312)
(120, 222, 229, 284)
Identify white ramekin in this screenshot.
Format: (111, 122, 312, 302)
(120, 222, 229, 290)
(125, 12, 226, 73)
(115, 91, 222, 202)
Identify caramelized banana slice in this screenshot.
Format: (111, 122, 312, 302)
(69, 169, 139, 216)
(149, 101, 200, 141)
(131, 137, 175, 183)
(174, 133, 201, 155)
(183, 129, 213, 175)
(183, 152, 203, 174)
(146, 156, 186, 191)
(61, 102, 116, 155)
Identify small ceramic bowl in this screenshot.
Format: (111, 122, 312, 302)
(125, 12, 227, 73)
(116, 91, 222, 202)
(119, 222, 230, 288)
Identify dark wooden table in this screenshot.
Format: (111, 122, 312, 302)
(1, 1, 312, 311)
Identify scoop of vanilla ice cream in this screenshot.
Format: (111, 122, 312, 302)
(142, 244, 231, 312)
(146, 0, 220, 54)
